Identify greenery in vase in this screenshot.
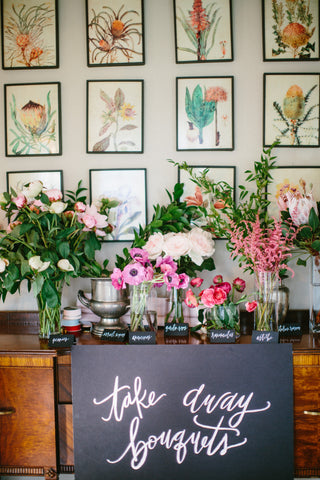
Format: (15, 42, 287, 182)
(0, 180, 118, 309)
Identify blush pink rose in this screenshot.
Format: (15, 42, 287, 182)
(143, 232, 164, 259)
(188, 227, 215, 265)
(163, 232, 191, 260)
(246, 301, 258, 312)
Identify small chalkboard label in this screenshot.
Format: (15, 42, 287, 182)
(164, 323, 189, 336)
(252, 331, 279, 344)
(101, 329, 127, 342)
(129, 331, 156, 344)
(278, 323, 301, 337)
(48, 333, 75, 348)
(209, 329, 236, 343)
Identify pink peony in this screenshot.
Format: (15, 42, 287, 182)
(78, 205, 108, 235)
(245, 301, 258, 313)
(286, 191, 318, 226)
(45, 189, 62, 202)
(75, 201, 86, 212)
(190, 277, 204, 288)
(233, 277, 246, 293)
(185, 289, 199, 308)
(13, 194, 27, 209)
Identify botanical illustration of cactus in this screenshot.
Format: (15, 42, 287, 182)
(176, 0, 222, 61)
(9, 91, 57, 154)
(93, 87, 138, 152)
(3, 2, 55, 67)
(271, 0, 316, 58)
(272, 83, 319, 145)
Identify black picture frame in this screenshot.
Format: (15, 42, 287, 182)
(6, 169, 63, 193)
(176, 76, 234, 151)
(89, 168, 147, 242)
(86, 79, 144, 154)
(262, 0, 320, 62)
(263, 73, 320, 147)
(173, 0, 233, 63)
(86, 0, 145, 67)
(1, 0, 59, 69)
(4, 82, 62, 156)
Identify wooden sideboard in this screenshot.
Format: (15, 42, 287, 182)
(0, 312, 319, 478)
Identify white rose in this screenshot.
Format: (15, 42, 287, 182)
(29, 256, 50, 272)
(57, 259, 74, 272)
(188, 227, 215, 265)
(0, 258, 9, 273)
(49, 201, 67, 214)
(143, 232, 164, 259)
(22, 180, 43, 201)
(163, 232, 192, 260)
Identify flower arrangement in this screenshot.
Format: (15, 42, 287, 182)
(0, 180, 117, 337)
(111, 248, 189, 330)
(184, 274, 256, 335)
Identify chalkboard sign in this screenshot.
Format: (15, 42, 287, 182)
(72, 345, 293, 480)
(101, 329, 128, 342)
(209, 329, 236, 343)
(164, 323, 189, 336)
(48, 333, 75, 348)
(251, 331, 279, 344)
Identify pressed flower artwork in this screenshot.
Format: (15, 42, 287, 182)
(87, 80, 143, 153)
(262, 0, 319, 61)
(178, 166, 235, 239)
(1, 0, 58, 69)
(174, 0, 233, 63)
(86, 0, 144, 66)
(176, 76, 234, 150)
(263, 73, 320, 147)
(267, 166, 320, 218)
(5, 82, 62, 156)
(89, 168, 147, 241)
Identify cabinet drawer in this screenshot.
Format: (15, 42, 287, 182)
(58, 404, 74, 466)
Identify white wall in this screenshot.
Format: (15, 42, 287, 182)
(0, 0, 317, 311)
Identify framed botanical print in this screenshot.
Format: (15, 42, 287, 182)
(178, 165, 235, 239)
(267, 166, 320, 218)
(174, 0, 233, 63)
(176, 76, 234, 151)
(87, 80, 144, 153)
(4, 82, 62, 156)
(1, 0, 59, 69)
(89, 168, 147, 241)
(7, 170, 63, 193)
(86, 0, 145, 66)
(263, 73, 320, 147)
(262, 0, 319, 61)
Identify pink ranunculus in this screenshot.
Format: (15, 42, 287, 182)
(111, 268, 125, 290)
(178, 273, 190, 289)
(213, 275, 223, 284)
(75, 201, 86, 213)
(163, 232, 192, 260)
(190, 277, 204, 288)
(212, 287, 228, 305)
(233, 277, 246, 293)
(13, 193, 27, 209)
(245, 301, 258, 313)
(45, 189, 62, 202)
(218, 282, 232, 294)
(200, 288, 216, 308)
(188, 227, 215, 265)
(143, 232, 164, 259)
(287, 191, 318, 226)
(185, 289, 199, 308)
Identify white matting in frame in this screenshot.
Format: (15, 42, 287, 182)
(90, 168, 147, 241)
(7, 170, 63, 193)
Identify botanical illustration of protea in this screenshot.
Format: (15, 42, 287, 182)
(88, 4, 143, 64)
(271, 0, 316, 59)
(3, 2, 55, 67)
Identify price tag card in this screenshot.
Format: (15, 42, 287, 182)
(278, 323, 301, 338)
(48, 333, 75, 348)
(129, 331, 156, 345)
(209, 329, 236, 343)
(101, 329, 128, 342)
(251, 331, 279, 344)
(164, 323, 189, 337)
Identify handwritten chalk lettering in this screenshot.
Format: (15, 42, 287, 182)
(164, 323, 189, 337)
(209, 329, 235, 343)
(129, 332, 156, 344)
(101, 329, 127, 342)
(278, 324, 301, 335)
(93, 376, 166, 422)
(251, 331, 279, 344)
(48, 334, 75, 348)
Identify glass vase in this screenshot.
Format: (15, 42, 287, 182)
(165, 288, 185, 324)
(205, 304, 240, 337)
(37, 294, 62, 339)
(130, 282, 154, 332)
(254, 271, 277, 331)
(272, 278, 290, 326)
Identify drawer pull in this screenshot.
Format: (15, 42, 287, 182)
(304, 410, 320, 416)
(0, 407, 15, 416)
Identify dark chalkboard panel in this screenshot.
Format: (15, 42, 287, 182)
(72, 344, 293, 480)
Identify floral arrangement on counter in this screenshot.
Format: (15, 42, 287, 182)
(111, 247, 190, 330)
(0, 179, 118, 337)
(185, 274, 257, 335)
